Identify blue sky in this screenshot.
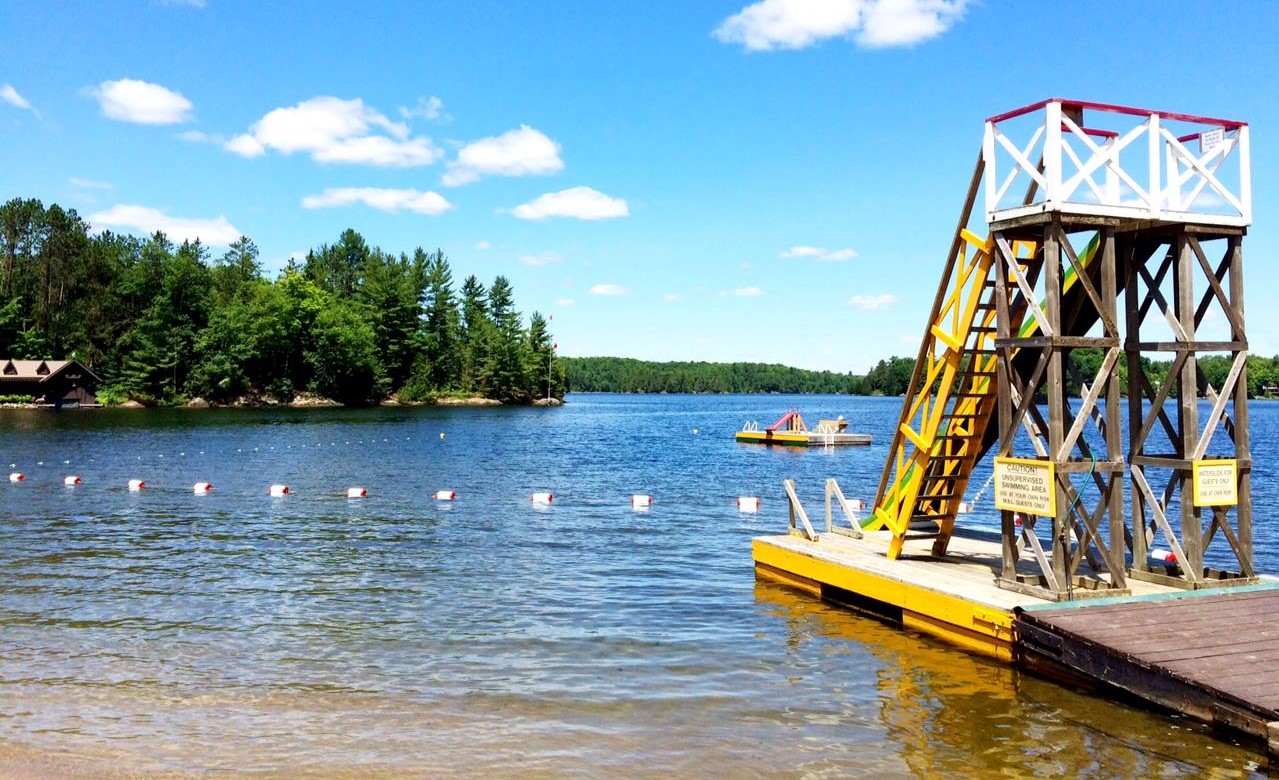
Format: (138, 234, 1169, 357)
(3, 1, 1279, 372)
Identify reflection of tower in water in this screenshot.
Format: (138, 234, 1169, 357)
(753, 580, 1264, 777)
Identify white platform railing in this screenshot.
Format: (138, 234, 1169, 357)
(983, 99, 1250, 227)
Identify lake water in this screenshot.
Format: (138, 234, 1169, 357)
(0, 394, 1274, 778)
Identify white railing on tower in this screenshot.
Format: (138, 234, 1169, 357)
(983, 99, 1250, 227)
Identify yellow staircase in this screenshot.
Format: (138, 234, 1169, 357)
(868, 155, 1100, 558)
(866, 221, 1024, 559)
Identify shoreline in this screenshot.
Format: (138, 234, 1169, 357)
(1, 396, 564, 411)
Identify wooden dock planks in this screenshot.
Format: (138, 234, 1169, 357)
(1017, 583, 1279, 742)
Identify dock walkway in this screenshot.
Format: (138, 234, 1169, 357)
(1017, 583, 1279, 747)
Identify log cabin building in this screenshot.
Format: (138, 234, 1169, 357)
(0, 359, 100, 406)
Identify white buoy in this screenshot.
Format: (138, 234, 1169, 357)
(1013, 513, 1024, 527)
(8, 472, 23, 483)
(346, 487, 367, 498)
(439, 432, 445, 440)
(531, 491, 554, 505)
(194, 482, 214, 494)
(269, 484, 290, 497)
(631, 494, 653, 510)
(847, 498, 867, 511)
(958, 501, 974, 514)
(737, 496, 761, 513)
(434, 490, 457, 501)
(128, 479, 145, 491)
(64, 475, 81, 486)
(1150, 548, 1178, 564)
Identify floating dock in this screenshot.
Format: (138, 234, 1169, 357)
(755, 528, 1279, 752)
(736, 411, 871, 447)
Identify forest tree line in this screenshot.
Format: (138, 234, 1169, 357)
(563, 357, 861, 394)
(565, 351, 1279, 399)
(0, 198, 564, 406)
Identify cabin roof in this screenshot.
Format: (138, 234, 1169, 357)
(0, 359, 101, 384)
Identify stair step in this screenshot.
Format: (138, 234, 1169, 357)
(915, 489, 959, 500)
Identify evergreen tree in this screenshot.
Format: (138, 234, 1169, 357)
(305, 228, 368, 297)
(360, 247, 425, 389)
(421, 249, 461, 390)
(458, 274, 489, 393)
(485, 275, 529, 402)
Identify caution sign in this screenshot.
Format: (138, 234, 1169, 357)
(994, 456, 1055, 516)
(1192, 459, 1237, 507)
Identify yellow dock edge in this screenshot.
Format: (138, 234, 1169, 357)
(753, 538, 1016, 662)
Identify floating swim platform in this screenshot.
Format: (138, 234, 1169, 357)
(736, 411, 871, 447)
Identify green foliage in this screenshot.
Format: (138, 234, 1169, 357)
(0, 199, 562, 406)
(0, 394, 35, 404)
(94, 385, 132, 406)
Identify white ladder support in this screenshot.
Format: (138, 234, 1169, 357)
(784, 479, 818, 541)
(824, 478, 863, 538)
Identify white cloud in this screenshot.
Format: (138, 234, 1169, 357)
(226, 96, 442, 167)
(511, 186, 629, 221)
(225, 133, 266, 157)
(589, 283, 628, 296)
(735, 286, 764, 297)
(69, 177, 113, 191)
(519, 251, 564, 267)
(714, 0, 966, 51)
(301, 187, 453, 215)
(556, 298, 576, 307)
(474, 240, 492, 250)
(88, 204, 240, 245)
(89, 79, 193, 124)
(1, 84, 34, 112)
(663, 294, 682, 302)
(861, 0, 966, 47)
(443, 125, 563, 186)
(177, 129, 224, 144)
(400, 96, 449, 122)
(848, 293, 898, 310)
(780, 245, 858, 261)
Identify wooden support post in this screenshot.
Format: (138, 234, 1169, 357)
(1101, 227, 1126, 588)
(1126, 238, 1149, 569)
(1044, 221, 1070, 596)
(996, 230, 1016, 582)
(1228, 235, 1254, 575)
(1175, 235, 1204, 575)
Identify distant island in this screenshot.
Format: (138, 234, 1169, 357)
(0, 198, 562, 407)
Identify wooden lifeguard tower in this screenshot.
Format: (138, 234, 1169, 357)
(756, 100, 1279, 753)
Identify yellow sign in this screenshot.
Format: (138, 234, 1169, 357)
(994, 456, 1056, 516)
(1192, 459, 1237, 506)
